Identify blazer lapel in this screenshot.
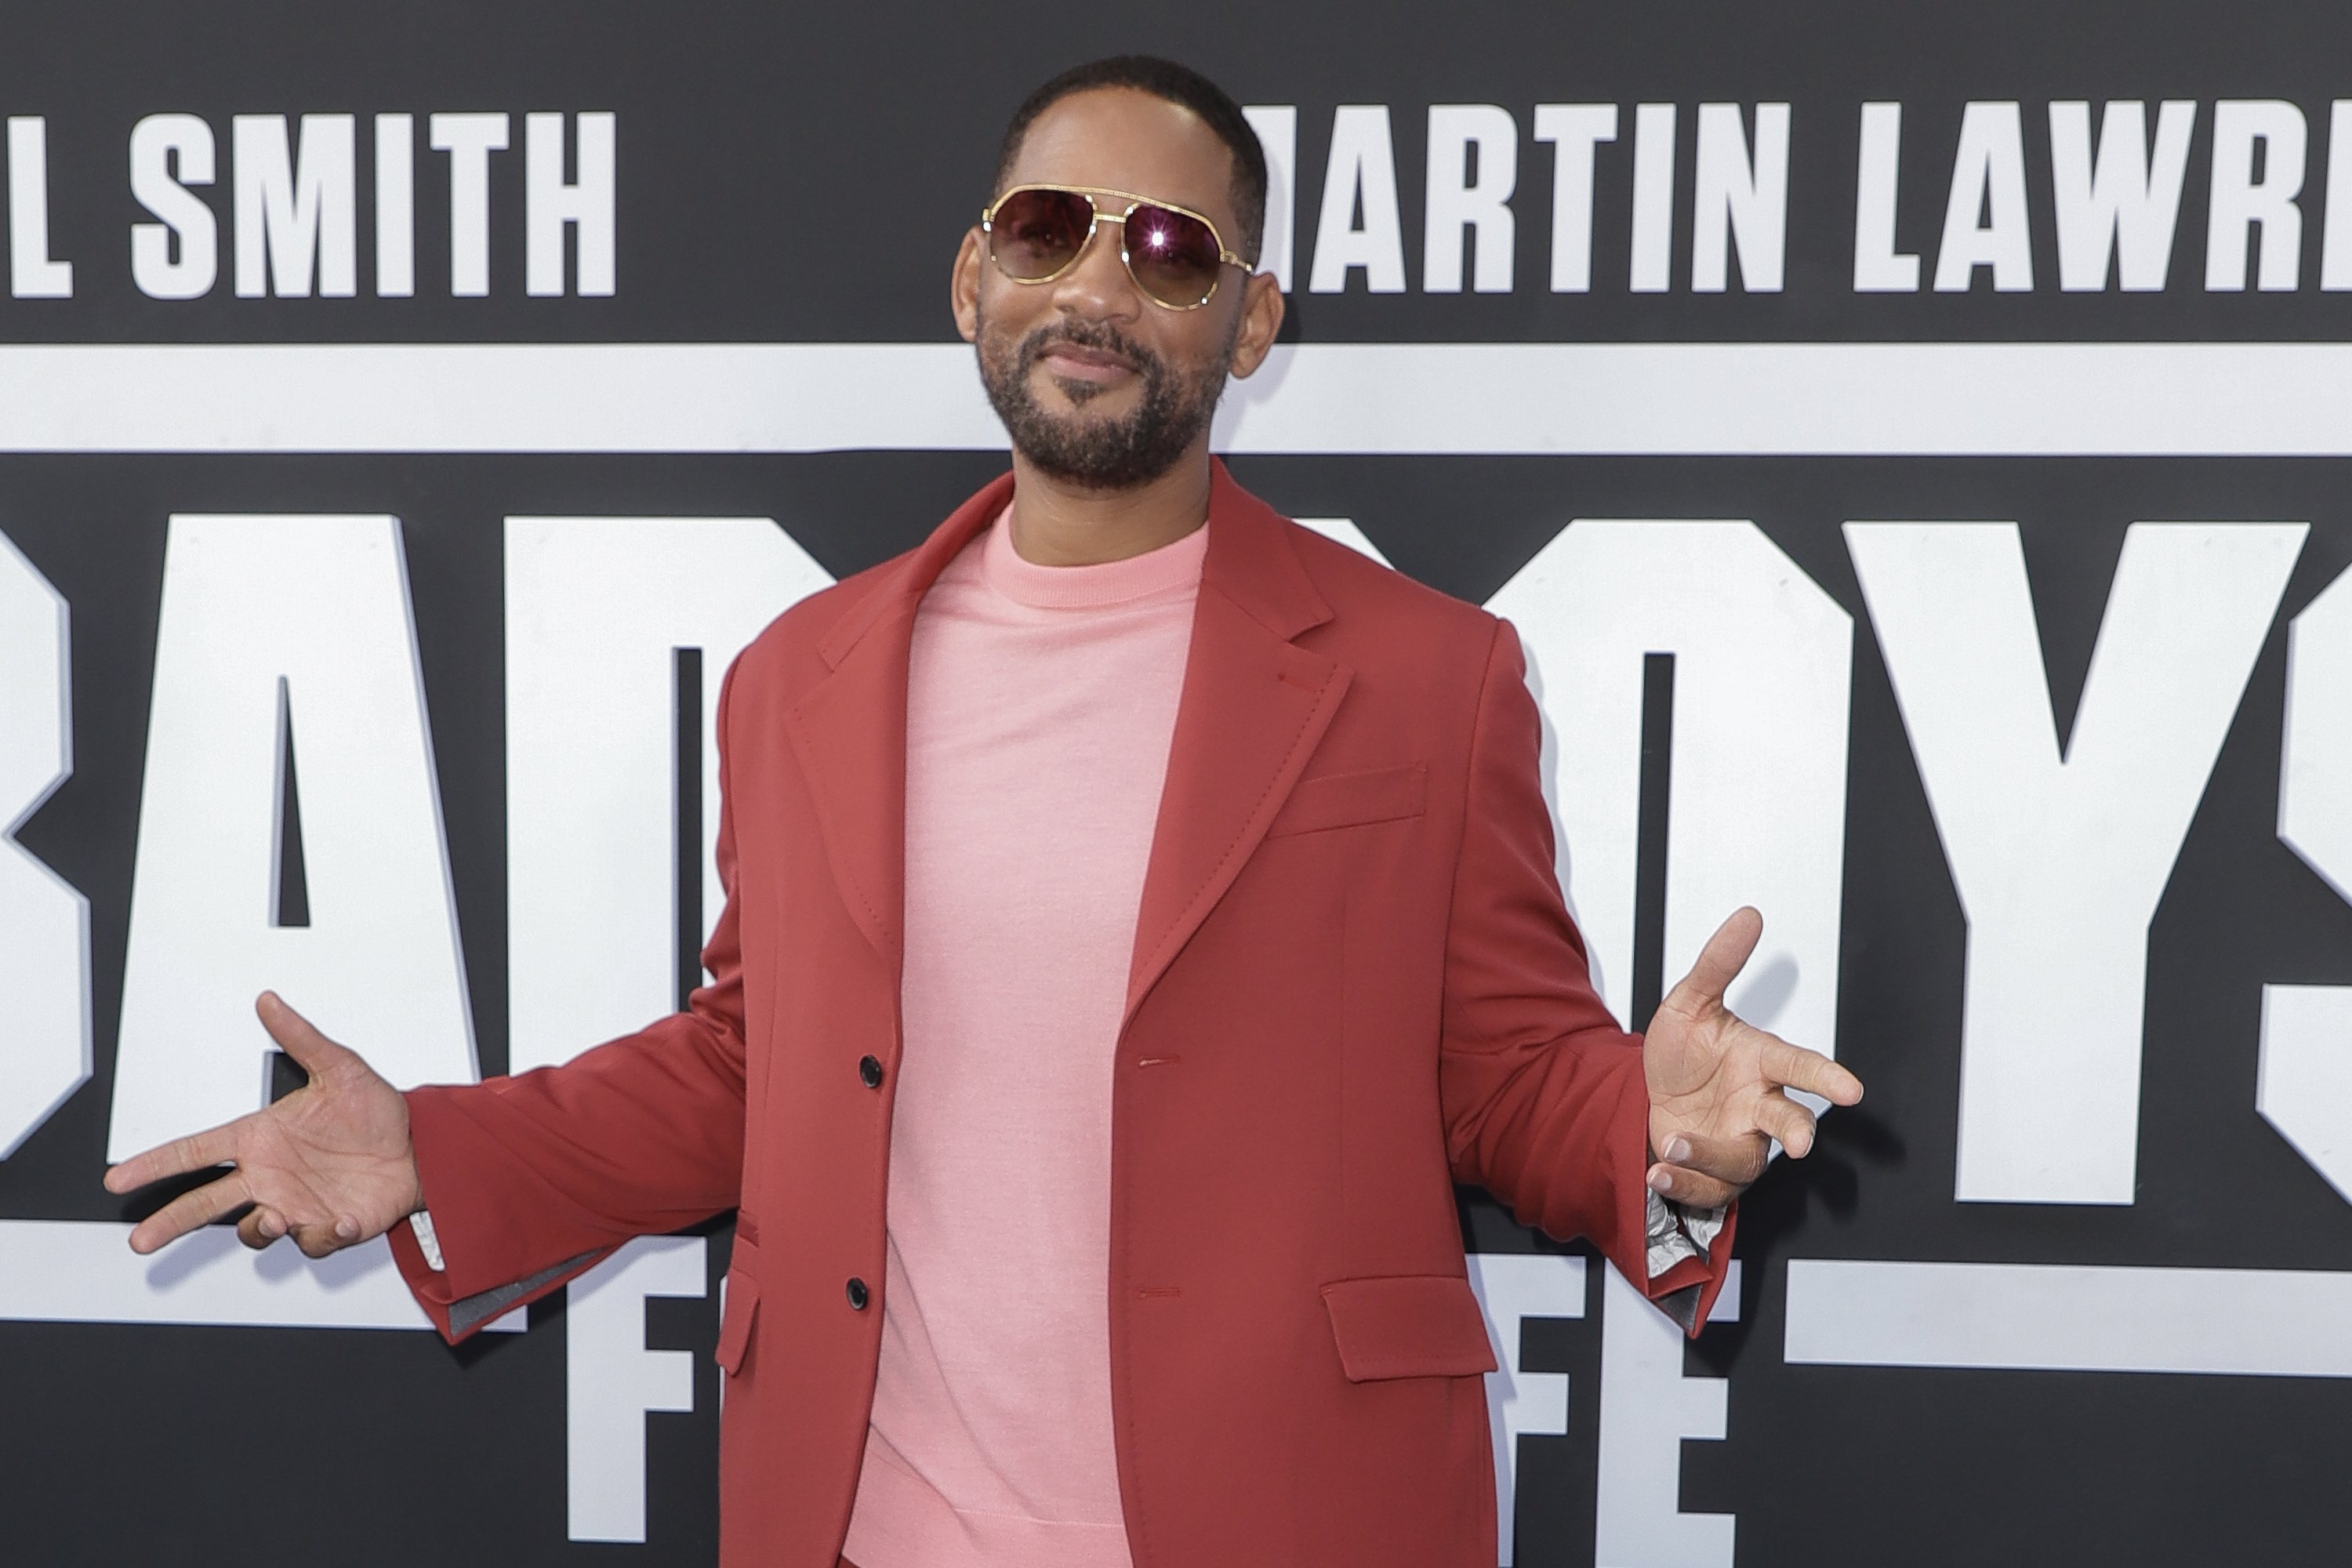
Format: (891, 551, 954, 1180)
(784, 461, 1352, 1020)
(785, 472, 1013, 967)
(1125, 463, 1352, 1025)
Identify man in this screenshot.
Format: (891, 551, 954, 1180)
(107, 56, 1861, 1568)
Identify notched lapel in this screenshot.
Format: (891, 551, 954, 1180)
(786, 612, 913, 964)
(785, 471, 1013, 967)
(1125, 466, 1352, 1024)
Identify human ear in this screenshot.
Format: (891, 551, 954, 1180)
(1226, 270, 1286, 379)
(951, 227, 984, 343)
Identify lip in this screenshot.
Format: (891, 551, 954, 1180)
(1036, 343, 1137, 383)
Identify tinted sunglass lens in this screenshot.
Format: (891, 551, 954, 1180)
(990, 189, 1094, 280)
(1124, 204, 1223, 306)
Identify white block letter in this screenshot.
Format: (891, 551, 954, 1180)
(526, 111, 615, 297)
(566, 1236, 706, 1542)
(1534, 104, 1617, 293)
(375, 113, 414, 298)
(1468, 1252, 1584, 1567)
(1488, 523, 1851, 1065)
(9, 118, 72, 298)
(505, 518, 832, 1073)
(1692, 103, 1789, 292)
(111, 516, 477, 1160)
(430, 112, 509, 297)
(234, 114, 358, 298)
(2049, 100, 2194, 292)
(1629, 103, 1676, 293)
(0, 535, 91, 1156)
(1853, 103, 1919, 292)
(1424, 103, 1517, 294)
(2323, 103, 2352, 290)
(2206, 100, 2307, 292)
(1848, 521, 2305, 1203)
(1936, 102, 2034, 292)
(1308, 106, 1406, 293)
(1595, 1261, 1741, 1568)
(129, 114, 217, 300)
(2259, 564, 2352, 1201)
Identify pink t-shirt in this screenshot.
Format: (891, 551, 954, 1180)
(838, 509, 1207, 1568)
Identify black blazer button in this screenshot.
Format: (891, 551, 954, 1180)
(858, 1054, 884, 1088)
(847, 1276, 869, 1310)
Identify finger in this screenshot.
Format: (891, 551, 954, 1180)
(1653, 1130, 1766, 1185)
(255, 992, 366, 1082)
(236, 1206, 288, 1251)
(1661, 907, 1762, 1016)
(127, 1172, 253, 1254)
(1759, 1038, 1864, 1105)
(290, 1213, 365, 1260)
(1753, 1091, 1820, 1157)
(103, 1121, 242, 1195)
(1646, 1161, 1743, 1210)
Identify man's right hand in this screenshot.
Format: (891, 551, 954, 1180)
(103, 992, 422, 1258)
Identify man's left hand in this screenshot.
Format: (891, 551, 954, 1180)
(1641, 906, 1864, 1209)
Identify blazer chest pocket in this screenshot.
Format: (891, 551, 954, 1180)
(1266, 763, 1427, 839)
(1320, 1273, 1498, 1381)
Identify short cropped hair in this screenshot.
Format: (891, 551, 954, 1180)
(993, 55, 1269, 266)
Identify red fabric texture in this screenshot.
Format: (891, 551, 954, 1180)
(390, 463, 1735, 1567)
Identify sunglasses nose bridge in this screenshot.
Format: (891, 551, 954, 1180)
(1044, 204, 1152, 309)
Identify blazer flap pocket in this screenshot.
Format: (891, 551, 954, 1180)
(715, 1269, 761, 1375)
(1267, 764, 1427, 838)
(1321, 1274, 1498, 1382)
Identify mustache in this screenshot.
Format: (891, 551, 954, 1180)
(1017, 319, 1163, 377)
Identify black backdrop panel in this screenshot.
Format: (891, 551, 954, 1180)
(2, 3, 2350, 1564)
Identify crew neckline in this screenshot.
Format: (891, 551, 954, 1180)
(980, 506, 1209, 610)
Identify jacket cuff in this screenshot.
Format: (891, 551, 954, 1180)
(389, 1084, 617, 1344)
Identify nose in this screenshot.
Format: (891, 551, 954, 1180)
(1047, 212, 1145, 325)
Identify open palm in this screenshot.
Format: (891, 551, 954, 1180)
(1642, 907, 1864, 1210)
(104, 992, 421, 1258)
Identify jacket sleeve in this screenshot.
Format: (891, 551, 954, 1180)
(1438, 619, 1735, 1335)
(388, 659, 753, 1342)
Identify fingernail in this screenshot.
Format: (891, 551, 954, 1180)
(1647, 1167, 1672, 1193)
(333, 1216, 358, 1240)
(1664, 1137, 1692, 1163)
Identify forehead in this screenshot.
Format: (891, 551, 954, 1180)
(1002, 87, 1239, 232)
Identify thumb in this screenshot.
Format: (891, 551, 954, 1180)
(255, 992, 367, 1083)
(1664, 906, 1762, 1015)
(1651, 1127, 1769, 1189)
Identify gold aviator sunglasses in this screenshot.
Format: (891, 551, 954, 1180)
(981, 183, 1250, 310)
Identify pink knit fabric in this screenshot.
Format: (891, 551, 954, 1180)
(838, 509, 1207, 1568)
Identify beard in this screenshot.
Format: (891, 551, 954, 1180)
(975, 309, 1236, 491)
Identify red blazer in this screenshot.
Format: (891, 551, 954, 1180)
(390, 462, 1733, 1567)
